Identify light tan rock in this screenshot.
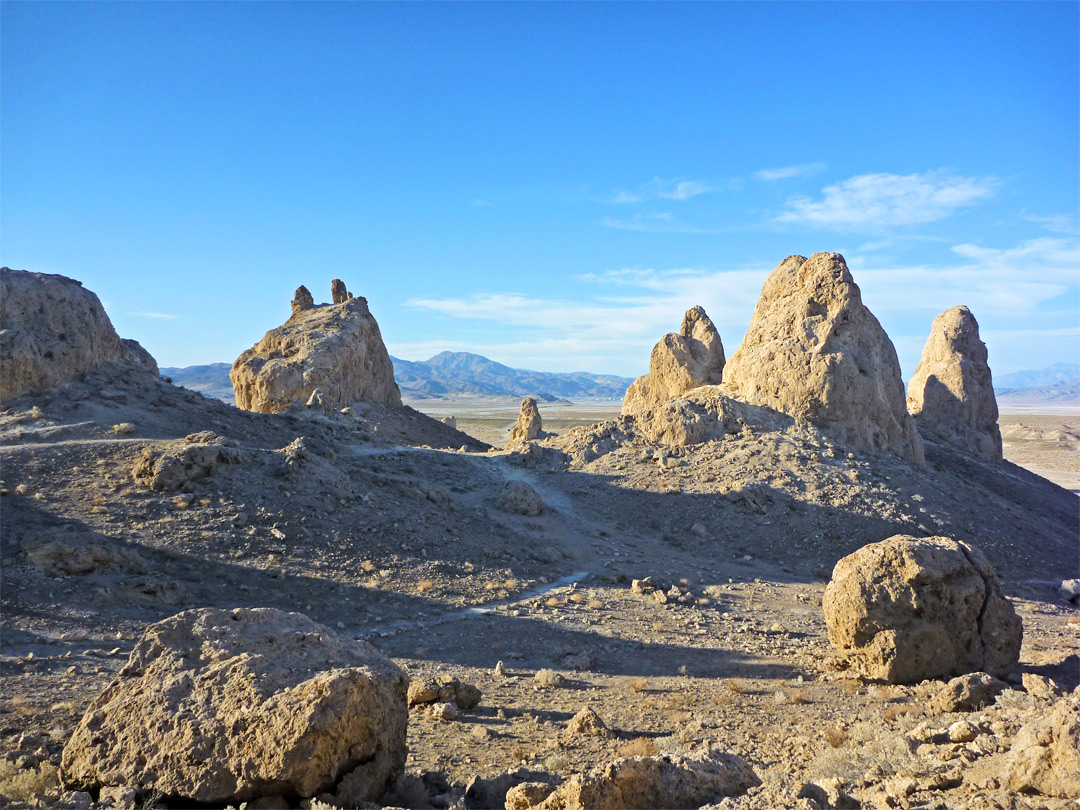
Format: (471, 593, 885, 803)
(722, 253, 923, 463)
(496, 480, 543, 516)
(291, 285, 314, 315)
(509, 397, 544, 443)
(533, 745, 759, 809)
(130, 433, 244, 492)
(1003, 696, 1080, 798)
(823, 535, 1022, 684)
(60, 607, 408, 806)
(622, 306, 725, 416)
(631, 385, 793, 446)
(232, 290, 401, 412)
(505, 782, 556, 810)
(330, 279, 351, 304)
(907, 306, 1002, 461)
(564, 707, 613, 739)
(0, 268, 158, 402)
(929, 672, 1008, 714)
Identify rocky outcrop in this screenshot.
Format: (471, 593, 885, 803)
(291, 285, 314, 315)
(232, 286, 401, 412)
(1003, 696, 1080, 798)
(907, 306, 1002, 461)
(130, 432, 244, 492)
(331, 279, 352, 304)
(523, 746, 759, 809)
(823, 535, 1022, 683)
(722, 253, 924, 463)
(509, 397, 544, 443)
(631, 385, 793, 446)
(60, 607, 408, 806)
(0, 268, 158, 402)
(622, 306, 725, 416)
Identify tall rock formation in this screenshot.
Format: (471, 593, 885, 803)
(722, 253, 923, 463)
(907, 306, 1002, 461)
(232, 283, 401, 413)
(0, 267, 158, 402)
(509, 396, 544, 443)
(622, 306, 725, 416)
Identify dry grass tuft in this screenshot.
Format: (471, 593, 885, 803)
(619, 737, 658, 757)
(587, 598, 603, 609)
(0, 760, 61, 803)
(416, 579, 435, 593)
(725, 678, 749, 694)
(111, 422, 135, 435)
(534, 669, 566, 688)
(629, 678, 649, 693)
(825, 725, 849, 748)
(790, 689, 810, 705)
(883, 704, 911, 723)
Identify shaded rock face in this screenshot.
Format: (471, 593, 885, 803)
(529, 746, 759, 810)
(509, 397, 544, 443)
(722, 253, 924, 463)
(0, 268, 158, 402)
(496, 480, 543, 516)
(823, 535, 1022, 684)
(331, 279, 352, 304)
(907, 306, 1002, 461)
(291, 285, 314, 315)
(622, 306, 725, 416)
(232, 290, 402, 412)
(60, 607, 409, 806)
(130, 432, 244, 492)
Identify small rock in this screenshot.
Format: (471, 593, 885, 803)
(930, 672, 1008, 714)
(690, 523, 709, 539)
(1059, 578, 1080, 604)
(1022, 673, 1063, 702)
(430, 702, 459, 721)
(947, 720, 978, 743)
(564, 707, 613, 738)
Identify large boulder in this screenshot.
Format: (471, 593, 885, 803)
(823, 535, 1022, 683)
(907, 305, 1002, 461)
(527, 746, 759, 810)
(722, 253, 923, 463)
(509, 397, 545, 443)
(631, 385, 792, 446)
(622, 306, 725, 416)
(0, 268, 158, 401)
(60, 608, 409, 806)
(232, 283, 401, 412)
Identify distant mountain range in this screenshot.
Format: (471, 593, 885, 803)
(996, 377, 1080, 405)
(161, 352, 635, 404)
(994, 362, 1080, 390)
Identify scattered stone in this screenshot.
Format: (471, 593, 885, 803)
(622, 306, 725, 417)
(98, 785, 137, 810)
(907, 305, 1002, 461)
(0, 267, 158, 401)
(408, 675, 482, 710)
(1059, 578, 1080, 604)
(690, 522, 709, 539)
(564, 707, 613, 738)
(430, 702, 459, 721)
(496, 480, 543, 516)
(947, 720, 979, 743)
(721, 253, 924, 462)
(1022, 673, 1063, 702)
(509, 397, 545, 443)
(233, 287, 401, 412)
(60, 607, 408, 806)
(530, 745, 760, 809)
(823, 535, 1022, 683)
(494, 660, 507, 678)
(929, 672, 1009, 715)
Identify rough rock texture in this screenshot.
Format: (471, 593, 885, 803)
(907, 306, 1002, 461)
(331, 279, 351, 305)
(509, 397, 544, 443)
(130, 432, 244, 492)
(0, 268, 158, 401)
(232, 292, 401, 413)
(496, 481, 543, 516)
(564, 707, 613, 739)
(60, 607, 409, 805)
(823, 535, 1022, 684)
(1003, 696, 1080, 798)
(622, 306, 725, 417)
(21, 529, 145, 577)
(407, 675, 482, 710)
(630, 386, 793, 446)
(929, 672, 1009, 715)
(291, 285, 314, 315)
(531, 746, 760, 809)
(722, 253, 924, 463)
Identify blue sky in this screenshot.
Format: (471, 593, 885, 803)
(3, 2, 1078, 379)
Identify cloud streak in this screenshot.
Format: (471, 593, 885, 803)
(776, 170, 998, 230)
(754, 162, 827, 181)
(130, 311, 179, 320)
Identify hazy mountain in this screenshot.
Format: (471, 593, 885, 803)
(996, 377, 1080, 405)
(994, 362, 1080, 390)
(160, 363, 235, 402)
(391, 352, 633, 399)
(161, 352, 635, 403)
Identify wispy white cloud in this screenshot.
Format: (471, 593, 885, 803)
(1021, 212, 1080, 236)
(754, 162, 827, 181)
(602, 177, 718, 205)
(130, 311, 179, 320)
(607, 191, 645, 204)
(599, 212, 721, 234)
(657, 180, 715, 200)
(776, 170, 998, 230)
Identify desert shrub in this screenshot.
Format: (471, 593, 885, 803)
(0, 760, 61, 803)
(618, 737, 658, 757)
(112, 422, 135, 435)
(534, 669, 566, 688)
